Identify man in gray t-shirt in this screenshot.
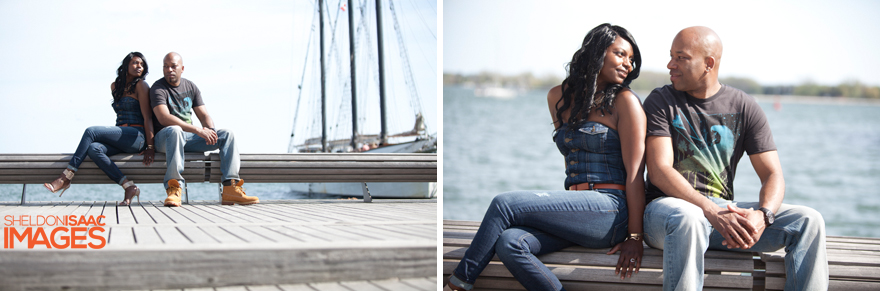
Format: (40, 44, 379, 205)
(642, 27, 827, 290)
(151, 52, 259, 207)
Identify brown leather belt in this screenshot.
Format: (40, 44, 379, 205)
(119, 123, 144, 128)
(569, 183, 626, 191)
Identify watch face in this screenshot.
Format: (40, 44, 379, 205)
(761, 208, 774, 225)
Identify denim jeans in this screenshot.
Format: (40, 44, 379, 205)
(154, 126, 240, 188)
(68, 126, 145, 185)
(643, 196, 828, 291)
(450, 189, 628, 291)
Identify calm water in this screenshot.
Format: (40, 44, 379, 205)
(442, 86, 880, 238)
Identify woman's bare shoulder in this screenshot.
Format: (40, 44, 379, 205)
(547, 84, 564, 104)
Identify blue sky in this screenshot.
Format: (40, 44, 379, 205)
(444, 0, 880, 86)
(0, 0, 437, 153)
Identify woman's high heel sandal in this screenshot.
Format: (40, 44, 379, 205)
(44, 169, 74, 197)
(119, 180, 140, 206)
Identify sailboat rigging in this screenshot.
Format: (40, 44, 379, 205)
(289, 0, 435, 154)
(286, 0, 436, 198)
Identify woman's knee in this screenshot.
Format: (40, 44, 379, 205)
(86, 142, 105, 157)
(82, 126, 103, 139)
(495, 229, 530, 258)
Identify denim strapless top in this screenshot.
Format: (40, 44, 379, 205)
(113, 96, 144, 126)
(553, 121, 627, 190)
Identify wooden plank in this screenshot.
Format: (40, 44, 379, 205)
(238, 286, 282, 291)
(306, 282, 351, 291)
(197, 225, 248, 244)
(398, 277, 438, 291)
(442, 261, 752, 289)
(444, 246, 753, 272)
(241, 225, 303, 243)
(177, 204, 233, 224)
(131, 226, 163, 245)
(116, 203, 137, 225)
(766, 261, 880, 280)
(300, 224, 377, 242)
(149, 202, 198, 224)
(237, 168, 437, 175)
(154, 226, 192, 245)
(374, 224, 437, 240)
(278, 225, 334, 242)
(208, 175, 437, 183)
(101, 201, 119, 225)
(139, 202, 176, 224)
(220, 225, 275, 243)
(175, 225, 219, 244)
(196, 205, 261, 223)
(261, 204, 348, 223)
(260, 225, 326, 243)
(277, 284, 319, 291)
(245, 205, 313, 223)
(376, 277, 436, 291)
(107, 226, 135, 246)
(0, 161, 207, 169)
(128, 201, 156, 225)
(337, 280, 387, 291)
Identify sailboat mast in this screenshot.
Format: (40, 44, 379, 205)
(319, 0, 327, 152)
(376, 0, 388, 146)
(348, 0, 358, 151)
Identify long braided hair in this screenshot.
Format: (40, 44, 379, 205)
(555, 23, 641, 128)
(112, 52, 149, 103)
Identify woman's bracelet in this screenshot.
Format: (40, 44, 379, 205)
(146, 145, 155, 150)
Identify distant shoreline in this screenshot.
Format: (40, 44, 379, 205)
(628, 90, 880, 106)
(752, 94, 880, 105)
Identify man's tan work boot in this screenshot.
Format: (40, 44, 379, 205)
(164, 179, 182, 207)
(221, 179, 259, 205)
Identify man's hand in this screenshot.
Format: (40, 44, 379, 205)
(197, 127, 218, 145)
(705, 205, 757, 249)
(722, 204, 766, 248)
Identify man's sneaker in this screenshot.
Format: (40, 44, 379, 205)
(221, 179, 259, 205)
(164, 179, 182, 207)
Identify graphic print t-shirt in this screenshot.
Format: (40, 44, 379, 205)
(644, 84, 776, 202)
(150, 78, 205, 132)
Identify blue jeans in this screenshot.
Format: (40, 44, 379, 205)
(643, 196, 828, 291)
(450, 189, 628, 291)
(154, 126, 240, 188)
(68, 126, 145, 185)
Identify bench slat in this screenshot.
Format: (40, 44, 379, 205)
(0, 153, 437, 185)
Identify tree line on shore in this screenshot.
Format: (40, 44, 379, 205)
(443, 71, 880, 99)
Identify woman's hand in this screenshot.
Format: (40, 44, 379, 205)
(606, 238, 644, 279)
(140, 146, 155, 166)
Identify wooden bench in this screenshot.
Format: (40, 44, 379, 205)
(0, 153, 437, 204)
(444, 220, 760, 290)
(446, 220, 880, 290)
(761, 236, 880, 290)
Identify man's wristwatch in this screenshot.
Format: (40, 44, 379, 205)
(626, 233, 643, 242)
(758, 207, 775, 226)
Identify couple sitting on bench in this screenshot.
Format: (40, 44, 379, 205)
(43, 52, 259, 207)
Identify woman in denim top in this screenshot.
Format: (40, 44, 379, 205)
(447, 24, 647, 291)
(44, 52, 156, 206)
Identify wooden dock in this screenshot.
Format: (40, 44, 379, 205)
(124, 277, 438, 291)
(0, 199, 437, 291)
